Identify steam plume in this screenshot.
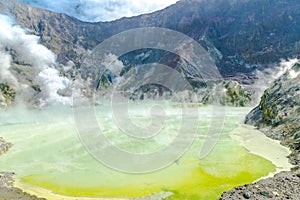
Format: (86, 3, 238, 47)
(0, 14, 70, 107)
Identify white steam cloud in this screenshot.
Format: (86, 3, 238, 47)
(0, 14, 70, 107)
(0, 51, 18, 86)
(252, 58, 299, 103)
(16, 0, 179, 22)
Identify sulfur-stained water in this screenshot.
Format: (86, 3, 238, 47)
(0, 102, 290, 199)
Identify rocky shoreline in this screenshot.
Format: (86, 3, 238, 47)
(0, 138, 44, 200)
(0, 172, 45, 200)
(219, 169, 300, 200)
(220, 154, 300, 200)
(220, 64, 300, 199)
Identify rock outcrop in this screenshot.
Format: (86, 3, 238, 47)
(0, 137, 13, 155)
(0, 83, 16, 108)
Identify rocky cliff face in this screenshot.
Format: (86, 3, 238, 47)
(1, 0, 300, 80)
(246, 63, 300, 165)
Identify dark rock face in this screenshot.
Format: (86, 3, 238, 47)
(246, 63, 300, 164)
(1, 0, 300, 80)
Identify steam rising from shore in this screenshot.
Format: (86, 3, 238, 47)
(0, 14, 70, 107)
(252, 58, 299, 103)
(0, 51, 18, 86)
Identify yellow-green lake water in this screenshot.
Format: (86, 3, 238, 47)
(0, 103, 277, 199)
